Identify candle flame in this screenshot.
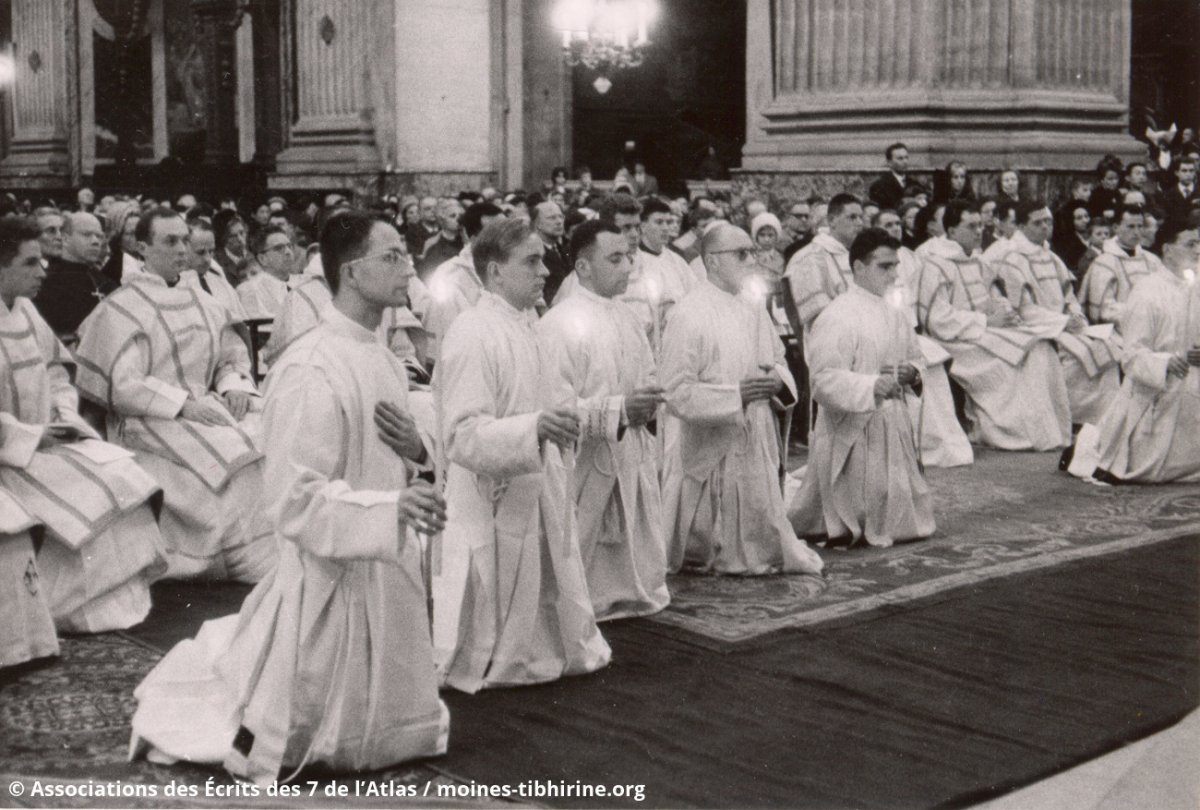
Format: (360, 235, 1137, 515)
(886, 286, 906, 309)
(1185, 268, 1197, 286)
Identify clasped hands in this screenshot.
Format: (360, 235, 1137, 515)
(1167, 348, 1200, 378)
(180, 392, 251, 426)
(874, 363, 920, 401)
(740, 365, 783, 407)
(984, 299, 1021, 328)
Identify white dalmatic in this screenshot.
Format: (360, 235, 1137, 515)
(1091, 267, 1200, 482)
(789, 285, 936, 547)
(74, 274, 275, 582)
(433, 291, 610, 693)
(660, 280, 823, 576)
(0, 296, 166, 632)
(537, 286, 669, 621)
(130, 307, 448, 784)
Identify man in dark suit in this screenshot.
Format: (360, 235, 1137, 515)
(33, 212, 117, 341)
(868, 143, 910, 210)
(1159, 157, 1200, 228)
(532, 200, 570, 304)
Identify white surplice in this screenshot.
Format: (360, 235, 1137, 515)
(1077, 239, 1164, 327)
(0, 296, 166, 632)
(788, 234, 972, 467)
(425, 245, 482, 363)
(74, 275, 275, 582)
(0, 490, 58, 668)
(537, 286, 669, 621)
(918, 241, 1072, 450)
(788, 285, 936, 546)
(1092, 267, 1200, 482)
(1000, 232, 1121, 425)
(130, 307, 448, 784)
(179, 260, 248, 322)
(433, 291, 610, 693)
(236, 272, 293, 321)
(659, 280, 823, 576)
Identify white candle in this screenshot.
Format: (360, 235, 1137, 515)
(1184, 268, 1196, 356)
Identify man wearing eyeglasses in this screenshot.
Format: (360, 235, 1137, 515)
(130, 209, 448, 783)
(782, 200, 815, 261)
(659, 223, 824, 577)
(74, 207, 274, 582)
(237, 225, 302, 320)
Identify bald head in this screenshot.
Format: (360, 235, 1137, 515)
(62, 212, 104, 266)
(701, 223, 756, 295)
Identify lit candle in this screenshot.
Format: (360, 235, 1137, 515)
(562, 29, 571, 48)
(646, 276, 661, 358)
(887, 285, 906, 385)
(1184, 267, 1196, 357)
(636, 2, 648, 44)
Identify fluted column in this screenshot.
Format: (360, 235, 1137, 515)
(191, 0, 242, 166)
(271, 0, 380, 188)
(744, 0, 1141, 171)
(0, 0, 76, 187)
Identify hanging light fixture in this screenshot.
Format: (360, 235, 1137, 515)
(553, 0, 657, 94)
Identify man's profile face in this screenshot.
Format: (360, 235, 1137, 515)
(785, 204, 811, 237)
(0, 240, 46, 302)
(704, 227, 758, 293)
(614, 213, 640, 253)
(1127, 165, 1147, 187)
(1178, 162, 1198, 186)
(997, 209, 1018, 238)
(257, 231, 294, 276)
(979, 200, 996, 226)
(888, 148, 908, 174)
(188, 229, 216, 272)
(1114, 213, 1144, 250)
(490, 233, 547, 311)
(853, 246, 899, 298)
(876, 212, 903, 242)
(349, 223, 412, 309)
(949, 211, 983, 254)
(641, 212, 673, 251)
(1164, 229, 1200, 269)
(582, 232, 634, 298)
(831, 204, 865, 246)
(534, 202, 564, 240)
(1088, 225, 1110, 248)
(1022, 208, 1054, 245)
(225, 221, 247, 255)
(37, 213, 64, 259)
(140, 215, 191, 283)
(1141, 215, 1158, 249)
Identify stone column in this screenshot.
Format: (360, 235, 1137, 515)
(744, 0, 1141, 172)
(270, 0, 381, 192)
(0, 0, 77, 188)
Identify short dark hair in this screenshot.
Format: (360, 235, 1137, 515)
(462, 202, 504, 239)
(472, 217, 533, 283)
(942, 200, 979, 232)
(639, 197, 672, 222)
(827, 193, 861, 220)
(599, 193, 641, 221)
(0, 216, 41, 269)
(188, 218, 214, 236)
(870, 208, 899, 226)
(850, 227, 901, 268)
(1124, 161, 1146, 177)
(568, 219, 621, 267)
(1114, 205, 1146, 225)
(135, 206, 184, 244)
(212, 209, 244, 246)
(1177, 156, 1198, 171)
(885, 142, 907, 161)
(994, 199, 1020, 224)
(1014, 199, 1048, 226)
(319, 210, 379, 295)
(251, 224, 290, 256)
(1087, 218, 1112, 234)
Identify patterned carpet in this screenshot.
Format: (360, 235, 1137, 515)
(651, 448, 1200, 645)
(1, 449, 1196, 806)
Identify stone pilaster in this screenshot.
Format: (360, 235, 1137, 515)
(744, 0, 1142, 172)
(269, 0, 380, 190)
(0, 0, 77, 188)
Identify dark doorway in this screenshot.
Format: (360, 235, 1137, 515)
(570, 0, 745, 196)
(1130, 0, 1200, 138)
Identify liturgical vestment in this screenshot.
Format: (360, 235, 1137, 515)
(74, 275, 274, 581)
(659, 280, 824, 576)
(434, 291, 610, 693)
(0, 490, 57, 668)
(130, 307, 448, 784)
(788, 285, 936, 546)
(537, 285, 669, 621)
(0, 296, 166, 632)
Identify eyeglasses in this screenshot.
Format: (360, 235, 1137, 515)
(708, 247, 756, 262)
(261, 242, 293, 255)
(345, 249, 412, 269)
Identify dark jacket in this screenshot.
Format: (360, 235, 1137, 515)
(868, 173, 907, 209)
(34, 257, 118, 338)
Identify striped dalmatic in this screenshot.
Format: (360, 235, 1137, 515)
(0, 488, 57, 667)
(74, 275, 262, 491)
(0, 295, 166, 632)
(918, 254, 1043, 366)
(785, 233, 854, 339)
(1077, 244, 1163, 326)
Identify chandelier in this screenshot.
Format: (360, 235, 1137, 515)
(553, 0, 657, 94)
